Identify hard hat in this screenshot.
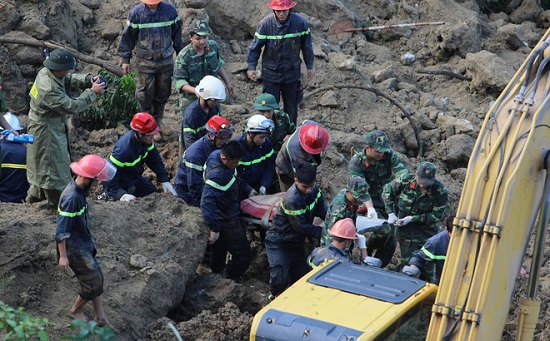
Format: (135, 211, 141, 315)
(130, 112, 159, 134)
(328, 218, 358, 240)
(267, 0, 297, 10)
(253, 93, 279, 110)
(195, 76, 226, 101)
(43, 48, 76, 71)
(246, 114, 274, 134)
(3, 112, 22, 131)
(206, 115, 234, 140)
(70, 155, 117, 181)
(140, 0, 162, 5)
(299, 123, 330, 154)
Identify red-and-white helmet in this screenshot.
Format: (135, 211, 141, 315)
(130, 112, 159, 134)
(299, 122, 330, 154)
(328, 218, 358, 240)
(205, 115, 234, 140)
(267, 0, 297, 10)
(70, 154, 117, 181)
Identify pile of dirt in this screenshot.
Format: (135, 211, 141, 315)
(1, 0, 550, 340)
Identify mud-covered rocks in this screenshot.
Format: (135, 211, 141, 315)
(464, 50, 515, 94)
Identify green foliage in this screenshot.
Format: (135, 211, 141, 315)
(0, 301, 50, 340)
(81, 69, 140, 131)
(62, 319, 117, 341)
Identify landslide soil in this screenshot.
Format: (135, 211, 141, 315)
(0, 0, 549, 340)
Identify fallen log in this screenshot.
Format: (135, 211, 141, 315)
(0, 36, 123, 76)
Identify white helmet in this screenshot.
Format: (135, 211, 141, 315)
(195, 75, 226, 101)
(3, 112, 22, 131)
(247, 114, 274, 134)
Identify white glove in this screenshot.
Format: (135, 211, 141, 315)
(356, 233, 366, 249)
(396, 216, 413, 226)
(388, 213, 398, 224)
(249, 189, 259, 197)
(259, 186, 267, 195)
(162, 182, 177, 196)
(402, 265, 421, 278)
(120, 193, 137, 201)
(367, 207, 378, 219)
(209, 231, 220, 244)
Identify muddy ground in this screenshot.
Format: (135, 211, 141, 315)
(0, 0, 550, 340)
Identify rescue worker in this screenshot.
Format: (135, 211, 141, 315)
(251, 93, 295, 153)
(103, 112, 177, 201)
(56, 154, 117, 328)
(0, 76, 17, 133)
(247, 0, 314, 125)
(182, 75, 226, 149)
(275, 121, 329, 192)
(383, 161, 449, 273)
(403, 215, 454, 283)
(0, 113, 29, 203)
(200, 140, 252, 281)
(320, 176, 370, 260)
(174, 20, 233, 156)
(308, 218, 367, 267)
(236, 114, 276, 196)
(348, 130, 408, 267)
(174, 115, 234, 206)
(118, 0, 183, 133)
(26, 48, 105, 208)
(265, 162, 327, 299)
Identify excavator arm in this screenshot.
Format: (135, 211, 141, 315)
(428, 28, 550, 341)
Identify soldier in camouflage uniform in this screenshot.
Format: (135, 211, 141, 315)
(348, 130, 408, 267)
(382, 161, 448, 276)
(251, 93, 295, 153)
(174, 20, 233, 157)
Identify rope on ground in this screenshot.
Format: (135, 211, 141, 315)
(303, 84, 423, 158)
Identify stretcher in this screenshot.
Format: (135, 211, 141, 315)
(240, 193, 284, 229)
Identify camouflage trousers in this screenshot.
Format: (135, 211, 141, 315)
(365, 222, 397, 268)
(396, 221, 438, 281)
(135, 58, 173, 122)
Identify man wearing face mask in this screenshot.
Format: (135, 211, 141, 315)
(102, 112, 176, 201)
(247, 0, 314, 125)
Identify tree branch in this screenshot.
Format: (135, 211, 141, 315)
(417, 69, 471, 81)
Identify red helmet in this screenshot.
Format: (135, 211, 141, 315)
(205, 115, 234, 140)
(267, 0, 297, 10)
(70, 155, 117, 181)
(130, 112, 159, 134)
(328, 218, 358, 240)
(299, 123, 330, 154)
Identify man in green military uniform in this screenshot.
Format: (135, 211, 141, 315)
(382, 161, 448, 275)
(348, 130, 408, 266)
(26, 48, 105, 208)
(252, 93, 295, 153)
(174, 20, 233, 156)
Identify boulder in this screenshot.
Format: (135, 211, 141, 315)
(464, 50, 515, 94)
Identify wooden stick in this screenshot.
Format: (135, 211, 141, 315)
(418, 69, 472, 81)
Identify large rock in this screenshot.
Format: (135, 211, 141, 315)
(509, 0, 543, 24)
(431, 18, 482, 61)
(497, 22, 540, 50)
(464, 50, 515, 94)
(439, 133, 476, 167)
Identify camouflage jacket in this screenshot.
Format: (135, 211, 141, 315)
(174, 40, 225, 101)
(382, 174, 448, 227)
(348, 148, 407, 205)
(320, 189, 359, 247)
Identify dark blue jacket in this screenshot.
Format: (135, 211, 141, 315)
(200, 150, 251, 233)
(275, 127, 321, 178)
(56, 181, 95, 255)
(103, 130, 169, 200)
(0, 140, 29, 203)
(409, 230, 450, 284)
(247, 12, 314, 83)
(266, 183, 327, 247)
(183, 99, 222, 147)
(236, 134, 275, 191)
(118, 1, 183, 64)
(174, 135, 217, 207)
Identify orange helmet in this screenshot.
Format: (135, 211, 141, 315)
(130, 112, 159, 134)
(206, 115, 234, 140)
(328, 218, 358, 240)
(267, 0, 297, 10)
(299, 123, 330, 154)
(70, 155, 117, 181)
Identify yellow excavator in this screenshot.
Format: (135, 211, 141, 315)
(250, 28, 550, 341)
